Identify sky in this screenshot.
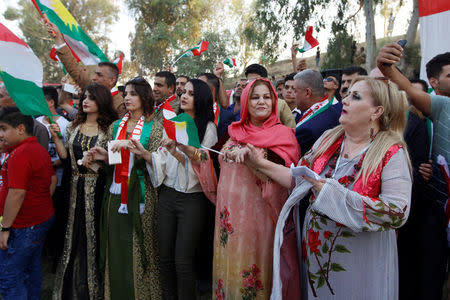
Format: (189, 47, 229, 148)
(1, 0, 413, 62)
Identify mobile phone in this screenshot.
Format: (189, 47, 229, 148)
(383, 39, 407, 67)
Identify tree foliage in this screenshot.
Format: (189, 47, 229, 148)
(126, 0, 219, 74)
(174, 30, 239, 78)
(3, 0, 118, 82)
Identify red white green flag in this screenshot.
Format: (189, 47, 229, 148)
(173, 41, 209, 65)
(32, 0, 108, 65)
(113, 52, 124, 75)
(163, 103, 201, 148)
(0, 22, 52, 117)
(297, 26, 319, 53)
(223, 58, 237, 68)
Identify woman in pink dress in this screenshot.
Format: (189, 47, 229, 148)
(212, 78, 300, 299)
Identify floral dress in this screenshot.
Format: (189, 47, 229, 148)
(213, 140, 289, 299)
(300, 137, 412, 299)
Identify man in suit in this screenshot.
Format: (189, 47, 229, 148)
(294, 69, 342, 156)
(46, 22, 126, 117)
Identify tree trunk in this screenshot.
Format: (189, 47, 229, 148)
(364, 0, 376, 71)
(405, 0, 419, 44)
(399, 0, 419, 74)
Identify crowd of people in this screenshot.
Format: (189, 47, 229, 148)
(0, 18, 448, 300)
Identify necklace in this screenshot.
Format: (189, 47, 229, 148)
(324, 137, 370, 188)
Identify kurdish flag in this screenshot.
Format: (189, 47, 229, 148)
(32, 0, 108, 65)
(297, 26, 319, 53)
(223, 58, 237, 68)
(0, 23, 52, 116)
(173, 41, 209, 65)
(163, 106, 201, 148)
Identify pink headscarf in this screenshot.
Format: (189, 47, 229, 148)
(228, 78, 300, 166)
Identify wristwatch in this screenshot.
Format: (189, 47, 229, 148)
(0, 222, 11, 232)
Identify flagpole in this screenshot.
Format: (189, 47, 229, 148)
(172, 53, 186, 66)
(201, 146, 223, 156)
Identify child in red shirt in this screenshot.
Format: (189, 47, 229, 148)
(0, 107, 56, 300)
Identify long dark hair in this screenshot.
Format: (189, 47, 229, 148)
(72, 84, 118, 132)
(124, 77, 154, 119)
(188, 79, 214, 143)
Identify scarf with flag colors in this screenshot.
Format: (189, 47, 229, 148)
(110, 113, 152, 214)
(173, 41, 209, 64)
(297, 26, 319, 53)
(296, 95, 331, 128)
(32, 0, 108, 66)
(223, 58, 237, 68)
(0, 22, 52, 117)
(163, 107, 201, 148)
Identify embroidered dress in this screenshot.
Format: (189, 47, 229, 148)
(299, 135, 411, 299)
(99, 116, 163, 300)
(53, 125, 108, 300)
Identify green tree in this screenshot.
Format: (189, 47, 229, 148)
(4, 0, 118, 82)
(126, 0, 219, 74)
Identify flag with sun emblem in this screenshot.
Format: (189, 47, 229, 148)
(32, 0, 108, 65)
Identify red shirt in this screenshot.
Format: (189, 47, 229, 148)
(0, 136, 55, 228)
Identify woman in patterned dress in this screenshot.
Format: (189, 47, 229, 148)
(50, 84, 117, 299)
(245, 77, 412, 299)
(88, 77, 163, 299)
(212, 78, 300, 299)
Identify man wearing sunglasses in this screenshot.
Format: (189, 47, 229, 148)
(323, 76, 340, 104)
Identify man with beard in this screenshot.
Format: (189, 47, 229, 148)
(339, 66, 367, 99)
(175, 75, 189, 97)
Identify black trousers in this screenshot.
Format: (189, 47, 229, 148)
(158, 185, 208, 300)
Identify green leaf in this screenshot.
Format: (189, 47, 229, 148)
(330, 263, 346, 272)
(308, 272, 319, 280)
(362, 226, 370, 232)
(376, 201, 384, 208)
(322, 242, 329, 253)
(388, 202, 398, 209)
(313, 221, 322, 230)
(373, 212, 384, 217)
(317, 275, 325, 289)
(341, 231, 355, 238)
(334, 244, 351, 253)
(320, 217, 328, 225)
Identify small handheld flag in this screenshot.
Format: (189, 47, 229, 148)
(50, 47, 67, 74)
(223, 58, 237, 68)
(32, 0, 108, 65)
(0, 22, 52, 117)
(172, 41, 209, 65)
(113, 52, 124, 75)
(297, 26, 319, 53)
(163, 112, 202, 148)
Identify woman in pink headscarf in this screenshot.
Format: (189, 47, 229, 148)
(212, 78, 300, 299)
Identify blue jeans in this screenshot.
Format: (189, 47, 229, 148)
(0, 215, 54, 300)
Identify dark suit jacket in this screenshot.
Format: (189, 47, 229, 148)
(295, 102, 342, 156)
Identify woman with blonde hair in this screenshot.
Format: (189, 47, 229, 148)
(242, 76, 412, 299)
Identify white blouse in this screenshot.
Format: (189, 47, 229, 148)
(146, 121, 218, 193)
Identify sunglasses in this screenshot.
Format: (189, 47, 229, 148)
(324, 77, 338, 85)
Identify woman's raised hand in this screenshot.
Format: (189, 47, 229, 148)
(161, 138, 178, 156)
(110, 140, 130, 153)
(128, 139, 147, 157)
(49, 123, 61, 139)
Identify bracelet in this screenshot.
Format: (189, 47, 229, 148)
(0, 222, 11, 232)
